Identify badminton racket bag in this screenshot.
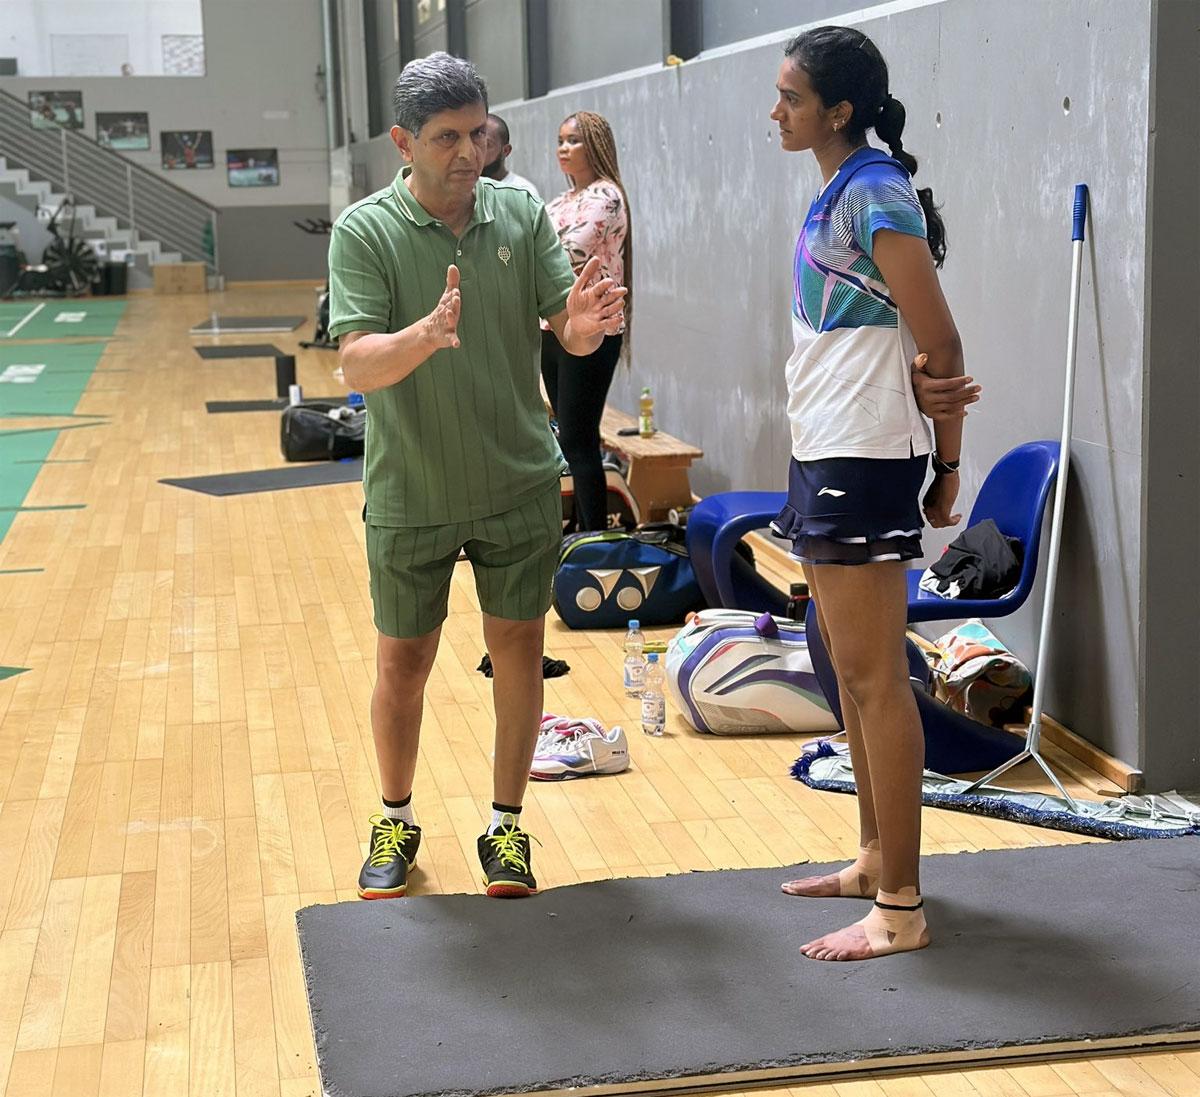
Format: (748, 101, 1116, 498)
(665, 609, 838, 734)
(280, 401, 365, 461)
(552, 526, 705, 629)
(559, 464, 639, 531)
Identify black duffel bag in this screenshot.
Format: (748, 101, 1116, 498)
(280, 401, 365, 462)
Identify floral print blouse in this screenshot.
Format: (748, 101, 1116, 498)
(542, 181, 628, 335)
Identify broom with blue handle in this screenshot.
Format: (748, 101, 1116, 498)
(964, 185, 1088, 809)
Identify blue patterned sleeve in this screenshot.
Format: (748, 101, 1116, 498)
(838, 164, 927, 258)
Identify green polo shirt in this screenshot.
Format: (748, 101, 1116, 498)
(328, 167, 574, 527)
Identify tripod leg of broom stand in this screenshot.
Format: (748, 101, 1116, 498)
(962, 719, 1079, 811)
(961, 184, 1090, 816)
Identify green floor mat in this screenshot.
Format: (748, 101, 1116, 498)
(0, 342, 109, 416)
(0, 667, 30, 681)
(0, 300, 127, 340)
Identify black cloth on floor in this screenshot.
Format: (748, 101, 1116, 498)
(927, 518, 1023, 599)
(476, 653, 571, 679)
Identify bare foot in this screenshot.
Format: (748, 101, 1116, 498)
(781, 842, 881, 898)
(781, 867, 874, 898)
(800, 898, 929, 961)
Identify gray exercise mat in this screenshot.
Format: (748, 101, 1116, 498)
(205, 398, 345, 413)
(190, 315, 305, 334)
(296, 837, 1200, 1097)
(159, 459, 362, 496)
(194, 343, 284, 359)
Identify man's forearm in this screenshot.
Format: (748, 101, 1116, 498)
(340, 322, 438, 393)
(558, 318, 604, 357)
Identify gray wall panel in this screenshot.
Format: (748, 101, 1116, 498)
(701, 0, 884, 48)
(546, 0, 666, 89)
(467, 0, 526, 105)
(1140, 0, 1200, 791)
(217, 204, 332, 280)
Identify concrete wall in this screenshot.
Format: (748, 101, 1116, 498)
(354, 0, 1165, 778)
(546, 1, 667, 90)
(0, 0, 331, 279)
(1140, 0, 1200, 791)
(467, 0, 526, 105)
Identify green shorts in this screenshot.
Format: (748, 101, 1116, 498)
(366, 480, 563, 639)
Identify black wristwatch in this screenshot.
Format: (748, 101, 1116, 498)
(931, 452, 960, 476)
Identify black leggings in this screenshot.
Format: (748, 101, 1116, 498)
(541, 330, 623, 532)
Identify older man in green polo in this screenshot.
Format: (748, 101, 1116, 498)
(328, 52, 624, 901)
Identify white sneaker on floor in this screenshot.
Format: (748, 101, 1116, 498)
(531, 716, 630, 781)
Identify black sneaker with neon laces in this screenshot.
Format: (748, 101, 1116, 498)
(477, 815, 538, 898)
(358, 815, 422, 899)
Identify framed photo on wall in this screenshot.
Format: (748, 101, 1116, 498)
(28, 90, 84, 130)
(96, 111, 150, 151)
(161, 130, 213, 170)
(226, 148, 279, 188)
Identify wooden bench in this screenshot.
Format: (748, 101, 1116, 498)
(598, 406, 703, 522)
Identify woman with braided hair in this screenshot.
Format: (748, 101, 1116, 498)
(768, 25, 971, 960)
(541, 110, 632, 532)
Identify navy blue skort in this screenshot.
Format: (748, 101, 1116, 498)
(770, 454, 929, 566)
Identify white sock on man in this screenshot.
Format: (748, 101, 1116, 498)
(489, 802, 522, 834)
(381, 794, 414, 826)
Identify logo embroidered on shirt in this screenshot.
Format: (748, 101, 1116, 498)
(497, 245, 511, 266)
(817, 487, 847, 498)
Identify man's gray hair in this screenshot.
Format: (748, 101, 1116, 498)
(392, 52, 488, 134)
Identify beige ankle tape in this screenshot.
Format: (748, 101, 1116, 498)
(836, 841, 881, 897)
(858, 888, 928, 955)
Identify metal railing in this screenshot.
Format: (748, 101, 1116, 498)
(0, 86, 220, 274)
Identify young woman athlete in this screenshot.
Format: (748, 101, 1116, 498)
(769, 26, 967, 961)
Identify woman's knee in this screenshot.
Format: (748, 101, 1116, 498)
(835, 655, 911, 713)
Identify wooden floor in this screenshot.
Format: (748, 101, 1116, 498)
(0, 284, 1195, 1097)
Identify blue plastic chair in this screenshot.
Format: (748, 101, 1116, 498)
(687, 440, 1060, 623)
(906, 440, 1059, 623)
(687, 491, 789, 614)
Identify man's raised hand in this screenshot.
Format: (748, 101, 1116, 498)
(566, 255, 627, 339)
(424, 264, 462, 350)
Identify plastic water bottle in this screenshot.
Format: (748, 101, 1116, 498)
(623, 619, 646, 697)
(638, 387, 655, 437)
(641, 653, 666, 736)
(786, 582, 810, 622)
(347, 391, 365, 409)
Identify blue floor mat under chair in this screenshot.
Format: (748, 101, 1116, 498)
(686, 441, 1060, 775)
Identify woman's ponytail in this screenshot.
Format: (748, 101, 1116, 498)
(874, 93, 946, 268)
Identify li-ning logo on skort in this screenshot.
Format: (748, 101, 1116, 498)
(817, 487, 846, 498)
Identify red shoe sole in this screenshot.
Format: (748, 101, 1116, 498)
(358, 887, 407, 900)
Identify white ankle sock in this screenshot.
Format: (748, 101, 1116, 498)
(382, 797, 414, 826)
(489, 807, 521, 834)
